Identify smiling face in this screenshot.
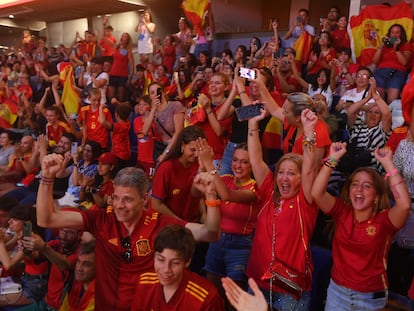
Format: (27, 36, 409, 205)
(112, 186, 147, 225)
(355, 69, 370, 89)
(317, 71, 327, 87)
(180, 140, 198, 165)
(283, 100, 299, 126)
(154, 248, 189, 289)
(365, 105, 381, 128)
(208, 74, 228, 97)
(231, 148, 252, 181)
(276, 160, 301, 199)
(75, 252, 96, 283)
(349, 171, 377, 213)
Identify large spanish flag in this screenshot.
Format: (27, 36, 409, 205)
(181, 0, 210, 36)
(349, 2, 413, 63)
(58, 62, 80, 116)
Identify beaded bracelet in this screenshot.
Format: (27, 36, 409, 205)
(205, 199, 221, 207)
(40, 176, 54, 185)
(302, 136, 316, 152)
(248, 128, 260, 136)
(322, 156, 338, 169)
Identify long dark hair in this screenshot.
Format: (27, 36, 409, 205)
(311, 68, 331, 92)
(386, 23, 407, 45)
(164, 126, 206, 161)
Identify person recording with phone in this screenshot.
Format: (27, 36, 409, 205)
(141, 82, 185, 163)
(0, 204, 48, 307)
(283, 9, 315, 47)
(372, 23, 411, 104)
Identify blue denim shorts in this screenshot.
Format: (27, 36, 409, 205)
(374, 67, 408, 90)
(325, 278, 387, 310)
(109, 75, 128, 88)
(204, 232, 253, 281)
(21, 273, 48, 301)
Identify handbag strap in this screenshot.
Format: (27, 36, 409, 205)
(155, 117, 173, 138)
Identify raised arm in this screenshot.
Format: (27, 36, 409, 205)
(375, 148, 410, 228)
(311, 142, 347, 214)
(247, 109, 270, 187)
(36, 153, 84, 229)
(370, 78, 392, 133)
(301, 108, 319, 203)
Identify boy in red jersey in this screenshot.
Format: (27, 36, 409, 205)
(99, 99, 131, 169)
(133, 225, 224, 311)
(79, 88, 113, 149)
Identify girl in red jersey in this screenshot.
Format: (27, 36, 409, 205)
(311, 143, 410, 310)
(198, 141, 260, 308)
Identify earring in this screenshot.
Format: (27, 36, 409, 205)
(181, 148, 184, 153)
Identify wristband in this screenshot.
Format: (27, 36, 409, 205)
(322, 156, 338, 169)
(384, 168, 398, 180)
(239, 90, 247, 95)
(205, 199, 221, 207)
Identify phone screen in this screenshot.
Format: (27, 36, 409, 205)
(71, 142, 78, 156)
(238, 67, 257, 80)
(23, 222, 32, 237)
(235, 104, 264, 121)
(156, 88, 162, 98)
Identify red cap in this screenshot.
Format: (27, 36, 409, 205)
(98, 152, 117, 165)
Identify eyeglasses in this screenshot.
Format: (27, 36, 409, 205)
(356, 73, 369, 79)
(121, 236, 132, 263)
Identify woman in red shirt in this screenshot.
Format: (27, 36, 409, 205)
(373, 24, 412, 104)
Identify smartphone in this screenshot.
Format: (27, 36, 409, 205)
(23, 222, 32, 237)
(296, 16, 303, 23)
(71, 142, 78, 156)
(235, 104, 264, 122)
(156, 87, 162, 98)
(238, 67, 257, 80)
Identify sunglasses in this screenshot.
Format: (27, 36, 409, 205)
(121, 236, 132, 263)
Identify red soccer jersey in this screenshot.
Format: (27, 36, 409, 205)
(46, 121, 70, 146)
(45, 240, 79, 309)
(132, 269, 224, 311)
(328, 198, 398, 292)
(79, 41, 96, 58)
(112, 121, 130, 161)
(79, 105, 113, 148)
(246, 172, 318, 293)
(99, 36, 116, 57)
(219, 175, 260, 235)
(283, 119, 331, 156)
(308, 48, 337, 75)
(378, 42, 411, 72)
(133, 115, 157, 165)
(80, 208, 186, 311)
(386, 126, 408, 153)
(151, 159, 201, 222)
(199, 104, 232, 160)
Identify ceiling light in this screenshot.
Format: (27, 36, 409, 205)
(9, 15, 14, 18)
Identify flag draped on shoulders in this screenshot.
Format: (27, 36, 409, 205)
(0, 99, 18, 129)
(349, 1, 413, 63)
(58, 62, 80, 116)
(181, 0, 210, 36)
(293, 31, 314, 65)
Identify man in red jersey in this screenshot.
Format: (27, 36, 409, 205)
(36, 157, 220, 311)
(22, 226, 82, 310)
(133, 225, 224, 310)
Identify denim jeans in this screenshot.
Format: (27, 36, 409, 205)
(219, 142, 238, 176)
(325, 279, 387, 311)
(204, 232, 253, 281)
(258, 286, 311, 311)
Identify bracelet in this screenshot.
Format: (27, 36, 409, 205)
(322, 156, 338, 169)
(390, 180, 405, 188)
(209, 169, 218, 175)
(302, 134, 316, 152)
(40, 176, 54, 185)
(385, 168, 399, 180)
(206, 110, 213, 115)
(239, 90, 247, 95)
(248, 128, 260, 136)
(205, 199, 221, 207)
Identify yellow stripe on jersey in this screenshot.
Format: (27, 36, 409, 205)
(139, 273, 159, 284)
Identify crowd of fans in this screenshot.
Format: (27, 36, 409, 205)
(1, 3, 414, 311)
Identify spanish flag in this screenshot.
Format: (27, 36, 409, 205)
(293, 31, 314, 65)
(349, 2, 413, 63)
(57, 62, 80, 116)
(0, 100, 18, 129)
(181, 0, 210, 36)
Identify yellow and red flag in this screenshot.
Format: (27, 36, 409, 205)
(293, 31, 314, 65)
(0, 100, 18, 129)
(57, 62, 80, 116)
(181, 0, 210, 36)
(349, 2, 413, 63)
